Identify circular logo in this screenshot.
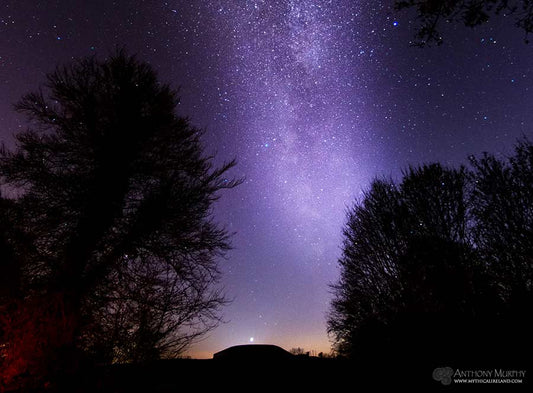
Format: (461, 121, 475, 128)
(433, 367, 454, 385)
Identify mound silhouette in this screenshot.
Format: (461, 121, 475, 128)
(213, 344, 294, 361)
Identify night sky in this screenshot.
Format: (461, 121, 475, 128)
(1, 1, 532, 358)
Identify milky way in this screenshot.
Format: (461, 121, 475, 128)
(1, 0, 533, 357)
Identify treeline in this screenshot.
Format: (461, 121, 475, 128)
(328, 140, 533, 367)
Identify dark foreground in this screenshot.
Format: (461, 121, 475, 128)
(53, 355, 532, 391)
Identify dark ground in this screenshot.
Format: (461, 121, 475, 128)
(68, 356, 515, 391)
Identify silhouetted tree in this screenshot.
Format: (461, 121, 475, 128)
(0, 51, 240, 389)
(395, 0, 533, 45)
(88, 253, 227, 363)
(327, 160, 526, 364)
(469, 139, 533, 325)
(289, 347, 307, 356)
(328, 178, 405, 357)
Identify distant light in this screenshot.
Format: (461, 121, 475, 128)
(56, 36, 62, 40)
(249, 337, 254, 343)
(393, 21, 399, 27)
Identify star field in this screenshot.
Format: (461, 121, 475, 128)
(1, 1, 532, 357)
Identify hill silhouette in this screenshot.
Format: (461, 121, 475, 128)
(213, 344, 294, 361)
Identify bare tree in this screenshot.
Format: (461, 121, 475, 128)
(329, 148, 533, 365)
(328, 164, 488, 360)
(86, 254, 228, 363)
(469, 138, 533, 303)
(0, 51, 240, 389)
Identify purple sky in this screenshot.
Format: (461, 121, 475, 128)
(1, 1, 533, 358)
